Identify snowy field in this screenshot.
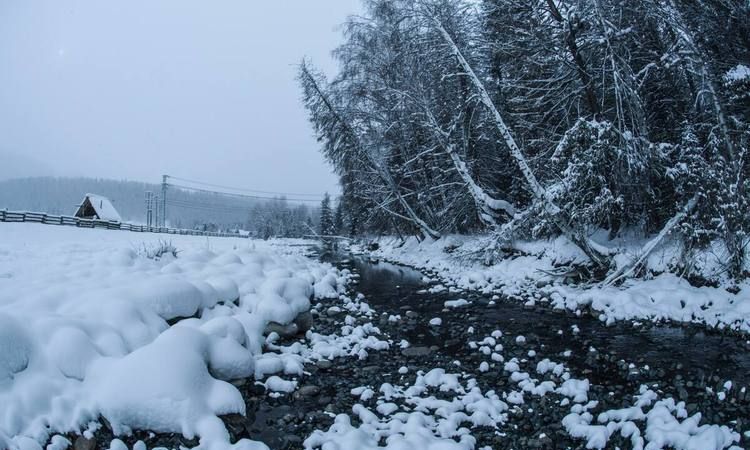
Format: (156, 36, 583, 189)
(361, 236, 750, 333)
(0, 223, 348, 450)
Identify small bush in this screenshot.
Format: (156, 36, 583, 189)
(137, 240, 179, 260)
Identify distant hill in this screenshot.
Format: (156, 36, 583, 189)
(0, 176, 262, 228)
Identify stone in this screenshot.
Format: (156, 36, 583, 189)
(265, 321, 299, 337)
(294, 385, 320, 400)
(401, 346, 432, 357)
(264, 311, 313, 337)
(284, 434, 303, 446)
(230, 378, 246, 388)
(74, 437, 96, 450)
(316, 359, 333, 370)
(223, 413, 251, 439)
(295, 311, 313, 333)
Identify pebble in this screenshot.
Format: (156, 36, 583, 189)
(326, 306, 343, 316)
(294, 385, 320, 400)
(74, 437, 96, 450)
(316, 360, 333, 370)
(401, 346, 432, 357)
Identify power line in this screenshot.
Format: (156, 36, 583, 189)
(166, 182, 323, 203)
(165, 200, 269, 213)
(165, 201, 252, 214)
(166, 175, 325, 199)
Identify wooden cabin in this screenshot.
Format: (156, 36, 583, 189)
(74, 194, 122, 222)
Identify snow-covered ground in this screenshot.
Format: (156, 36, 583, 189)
(359, 235, 750, 333)
(0, 223, 349, 450)
(0, 224, 745, 450)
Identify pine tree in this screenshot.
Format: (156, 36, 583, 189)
(319, 193, 335, 238)
(333, 200, 344, 237)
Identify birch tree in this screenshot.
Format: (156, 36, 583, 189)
(425, 8, 612, 268)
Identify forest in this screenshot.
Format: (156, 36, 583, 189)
(300, 0, 750, 281)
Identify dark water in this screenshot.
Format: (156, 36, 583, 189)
(340, 255, 750, 388)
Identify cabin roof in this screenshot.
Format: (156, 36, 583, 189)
(75, 193, 122, 221)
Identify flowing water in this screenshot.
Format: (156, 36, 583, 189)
(342, 255, 750, 387)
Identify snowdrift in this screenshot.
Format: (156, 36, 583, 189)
(0, 224, 345, 450)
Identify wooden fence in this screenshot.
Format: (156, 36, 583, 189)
(0, 209, 247, 239)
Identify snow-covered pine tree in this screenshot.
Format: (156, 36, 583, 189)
(319, 193, 335, 238)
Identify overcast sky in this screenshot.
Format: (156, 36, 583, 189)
(0, 1, 360, 196)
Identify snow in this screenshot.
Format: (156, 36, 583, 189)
(563, 386, 740, 450)
(0, 223, 348, 450)
(263, 376, 297, 393)
(444, 298, 470, 308)
(306, 368, 507, 450)
(725, 64, 750, 83)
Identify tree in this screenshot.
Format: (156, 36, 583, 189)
(299, 0, 750, 282)
(319, 193, 335, 238)
(333, 200, 345, 236)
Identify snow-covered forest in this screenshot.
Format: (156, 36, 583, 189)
(300, 0, 750, 282)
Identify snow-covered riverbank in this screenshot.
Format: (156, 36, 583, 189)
(1, 224, 746, 450)
(357, 236, 750, 333)
(0, 224, 348, 450)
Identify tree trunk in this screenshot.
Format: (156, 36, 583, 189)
(603, 194, 698, 285)
(299, 64, 441, 240)
(545, 0, 600, 116)
(419, 105, 515, 228)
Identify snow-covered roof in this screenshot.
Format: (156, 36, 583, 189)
(77, 193, 122, 221)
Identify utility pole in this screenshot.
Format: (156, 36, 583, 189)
(153, 194, 159, 229)
(161, 175, 168, 227)
(145, 191, 153, 227)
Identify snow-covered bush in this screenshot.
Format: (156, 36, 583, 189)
(137, 239, 179, 260)
(545, 119, 661, 239)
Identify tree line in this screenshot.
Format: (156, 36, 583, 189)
(301, 0, 749, 280)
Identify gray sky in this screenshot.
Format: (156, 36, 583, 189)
(0, 1, 360, 196)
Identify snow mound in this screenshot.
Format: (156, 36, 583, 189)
(0, 224, 347, 450)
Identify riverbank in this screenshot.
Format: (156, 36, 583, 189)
(32, 250, 749, 449)
(231, 255, 749, 449)
(354, 235, 750, 334)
